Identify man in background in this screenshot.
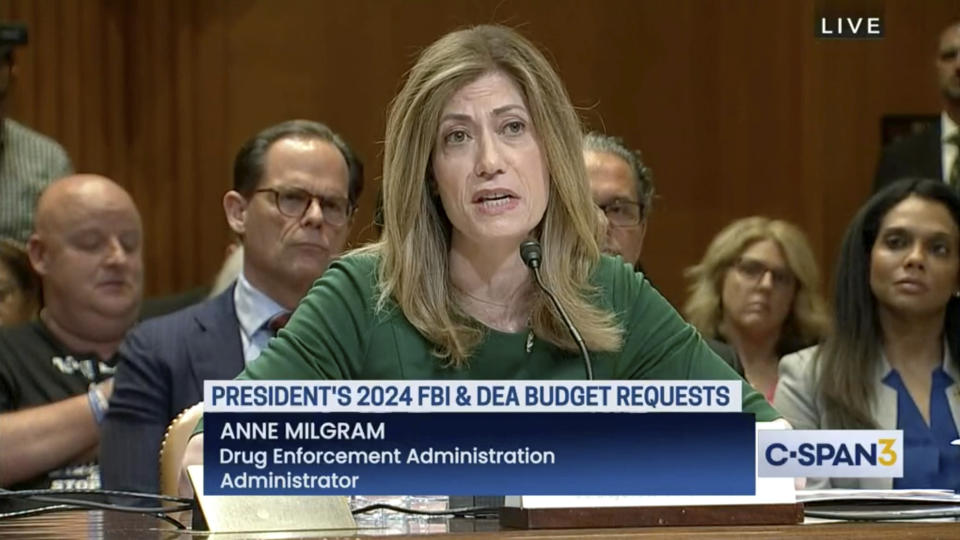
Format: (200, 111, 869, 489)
(583, 132, 740, 369)
(584, 132, 654, 269)
(0, 175, 142, 491)
(0, 22, 73, 244)
(874, 20, 960, 191)
(101, 120, 363, 495)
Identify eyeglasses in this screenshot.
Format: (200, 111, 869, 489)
(254, 188, 353, 227)
(732, 257, 796, 288)
(597, 200, 644, 227)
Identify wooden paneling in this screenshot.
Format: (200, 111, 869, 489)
(2, 0, 959, 307)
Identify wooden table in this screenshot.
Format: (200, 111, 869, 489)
(0, 511, 958, 539)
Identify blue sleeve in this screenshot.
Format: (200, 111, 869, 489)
(100, 325, 172, 496)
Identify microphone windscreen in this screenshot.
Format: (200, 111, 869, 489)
(519, 240, 542, 268)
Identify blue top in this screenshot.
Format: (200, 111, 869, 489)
(883, 368, 960, 491)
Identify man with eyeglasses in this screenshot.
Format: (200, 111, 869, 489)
(874, 20, 960, 192)
(0, 24, 73, 245)
(584, 132, 653, 269)
(584, 132, 741, 367)
(100, 120, 363, 496)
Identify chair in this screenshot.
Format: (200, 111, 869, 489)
(155, 401, 356, 532)
(159, 402, 204, 497)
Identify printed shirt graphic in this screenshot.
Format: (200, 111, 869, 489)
(0, 320, 114, 492)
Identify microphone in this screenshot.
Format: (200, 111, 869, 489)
(519, 240, 594, 380)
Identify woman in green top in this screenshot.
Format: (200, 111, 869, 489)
(184, 25, 780, 468)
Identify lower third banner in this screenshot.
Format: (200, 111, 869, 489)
(203, 412, 755, 496)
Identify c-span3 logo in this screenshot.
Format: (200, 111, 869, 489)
(757, 430, 902, 478)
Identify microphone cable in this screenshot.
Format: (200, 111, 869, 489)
(0, 488, 193, 529)
(519, 240, 593, 380)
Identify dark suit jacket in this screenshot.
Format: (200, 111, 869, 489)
(139, 286, 210, 321)
(100, 286, 244, 495)
(873, 122, 942, 193)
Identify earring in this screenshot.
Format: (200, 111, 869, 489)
(954, 290, 960, 298)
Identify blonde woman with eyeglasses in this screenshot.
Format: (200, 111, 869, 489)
(684, 217, 829, 401)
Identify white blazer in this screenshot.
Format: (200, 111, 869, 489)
(774, 344, 960, 489)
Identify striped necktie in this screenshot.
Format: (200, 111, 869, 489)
(267, 312, 291, 336)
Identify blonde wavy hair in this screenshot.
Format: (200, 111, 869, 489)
(683, 217, 829, 352)
(357, 25, 622, 366)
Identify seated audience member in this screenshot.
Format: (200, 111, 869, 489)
(776, 178, 960, 491)
(0, 239, 40, 326)
(101, 120, 363, 494)
(583, 131, 738, 366)
(0, 32, 73, 244)
(583, 132, 653, 269)
(0, 174, 142, 490)
(684, 217, 829, 401)
(182, 25, 782, 477)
